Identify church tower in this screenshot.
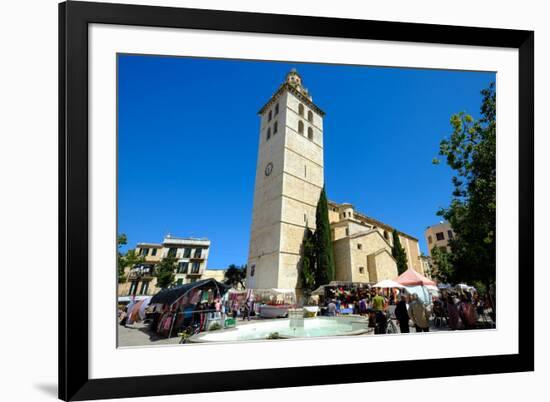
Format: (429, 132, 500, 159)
(246, 69, 325, 290)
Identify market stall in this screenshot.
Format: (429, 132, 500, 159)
(149, 278, 230, 337)
(312, 281, 372, 315)
(395, 268, 437, 304)
(126, 296, 152, 325)
(252, 288, 296, 318)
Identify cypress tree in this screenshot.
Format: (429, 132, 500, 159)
(300, 227, 316, 295)
(314, 187, 335, 285)
(391, 229, 408, 274)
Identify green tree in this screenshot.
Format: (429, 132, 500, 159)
(299, 227, 317, 295)
(391, 229, 408, 274)
(123, 249, 145, 270)
(434, 82, 496, 289)
(430, 246, 454, 283)
(313, 187, 335, 286)
(116, 234, 145, 282)
(155, 255, 177, 289)
(117, 234, 128, 278)
(224, 264, 247, 289)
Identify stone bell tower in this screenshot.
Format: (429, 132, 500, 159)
(246, 69, 325, 290)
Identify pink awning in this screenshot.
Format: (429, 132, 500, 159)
(395, 268, 436, 286)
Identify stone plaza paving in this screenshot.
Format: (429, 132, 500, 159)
(116, 314, 486, 348)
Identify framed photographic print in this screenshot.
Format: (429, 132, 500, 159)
(59, 1, 534, 400)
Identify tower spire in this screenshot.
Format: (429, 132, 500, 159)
(285, 68, 310, 100)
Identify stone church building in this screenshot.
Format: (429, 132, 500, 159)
(246, 69, 422, 291)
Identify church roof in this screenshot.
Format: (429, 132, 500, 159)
(258, 78, 325, 116)
(328, 200, 419, 242)
(333, 228, 392, 248)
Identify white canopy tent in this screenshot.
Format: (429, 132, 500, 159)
(372, 279, 405, 288)
(404, 285, 432, 304)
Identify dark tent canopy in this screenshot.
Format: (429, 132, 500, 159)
(150, 278, 230, 306)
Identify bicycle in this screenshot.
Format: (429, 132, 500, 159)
(369, 310, 397, 334)
(385, 315, 398, 334)
(178, 323, 200, 344)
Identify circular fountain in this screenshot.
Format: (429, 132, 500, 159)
(188, 315, 372, 343)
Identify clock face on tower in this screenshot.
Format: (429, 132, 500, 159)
(264, 162, 273, 176)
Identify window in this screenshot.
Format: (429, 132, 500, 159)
(128, 281, 137, 296)
(140, 248, 148, 257)
(345, 228, 350, 236)
(275, 103, 279, 115)
(151, 248, 157, 256)
(268, 110, 272, 121)
(183, 248, 191, 258)
(176, 278, 183, 286)
(191, 262, 200, 273)
(250, 264, 255, 277)
(447, 230, 454, 239)
(357, 244, 362, 250)
(194, 248, 202, 258)
(274, 121, 278, 134)
(359, 267, 365, 275)
(307, 127, 313, 140)
(266, 127, 271, 140)
(304, 213, 307, 223)
(428, 235, 433, 244)
(167, 248, 177, 258)
(384, 231, 389, 240)
(139, 281, 149, 295)
(436, 232, 445, 241)
(298, 103, 304, 116)
(307, 110, 313, 122)
(178, 262, 189, 273)
(298, 120, 304, 134)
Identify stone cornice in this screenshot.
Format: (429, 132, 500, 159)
(258, 83, 325, 117)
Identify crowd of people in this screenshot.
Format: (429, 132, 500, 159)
(432, 291, 494, 330)
(323, 286, 494, 335)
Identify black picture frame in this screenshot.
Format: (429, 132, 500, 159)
(59, 1, 534, 400)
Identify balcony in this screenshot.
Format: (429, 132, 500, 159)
(127, 264, 155, 279)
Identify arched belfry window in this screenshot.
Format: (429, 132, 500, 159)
(275, 103, 279, 115)
(307, 126, 313, 140)
(266, 127, 271, 141)
(298, 103, 304, 116)
(268, 110, 272, 122)
(307, 110, 313, 122)
(274, 121, 278, 134)
(298, 120, 304, 134)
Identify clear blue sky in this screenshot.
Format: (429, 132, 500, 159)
(118, 54, 495, 268)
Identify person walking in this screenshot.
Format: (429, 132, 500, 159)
(372, 289, 388, 334)
(358, 297, 367, 316)
(231, 301, 239, 320)
(372, 289, 387, 312)
(242, 301, 250, 321)
(446, 294, 460, 330)
(459, 295, 478, 329)
(327, 299, 337, 316)
(408, 294, 430, 332)
(394, 294, 410, 333)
